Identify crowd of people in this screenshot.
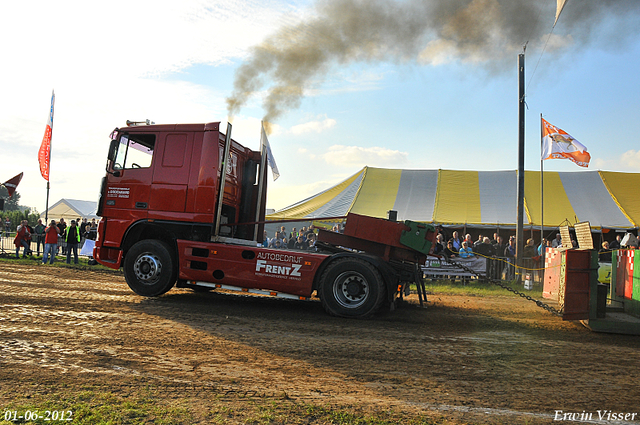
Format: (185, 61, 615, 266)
(432, 228, 640, 263)
(5, 216, 98, 265)
(434, 231, 531, 261)
(598, 233, 639, 262)
(262, 225, 322, 251)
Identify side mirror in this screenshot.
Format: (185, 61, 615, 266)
(107, 138, 119, 162)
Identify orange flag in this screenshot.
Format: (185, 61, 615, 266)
(541, 118, 590, 168)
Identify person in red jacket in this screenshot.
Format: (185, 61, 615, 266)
(13, 220, 32, 258)
(42, 220, 60, 264)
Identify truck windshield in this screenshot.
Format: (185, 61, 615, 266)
(113, 134, 155, 170)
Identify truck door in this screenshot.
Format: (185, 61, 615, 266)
(149, 131, 193, 214)
(107, 133, 154, 216)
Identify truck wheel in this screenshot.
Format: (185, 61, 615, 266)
(124, 240, 177, 297)
(319, 257, 385, 318)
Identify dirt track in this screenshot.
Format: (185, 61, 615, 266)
(1, 262, 640, 424)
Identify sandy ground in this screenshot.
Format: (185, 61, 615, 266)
(1, 262, 639, 424)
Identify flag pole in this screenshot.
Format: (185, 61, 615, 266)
(253, 121, 268, 242)
(45, 182, 50, 224)
(39, 90, 55, 224)
(540, 114, 544, 243)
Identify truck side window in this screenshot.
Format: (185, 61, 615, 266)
(113, 134, 155, 170)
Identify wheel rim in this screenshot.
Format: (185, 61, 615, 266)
(332, 271, 369, 309)
(133, 252, 162, 285)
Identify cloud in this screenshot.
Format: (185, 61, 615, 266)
(0, 0, 298, 212)
(322, 145, 408, 168)
(620, 150, 640, 170)
(290, 118, 337, 134)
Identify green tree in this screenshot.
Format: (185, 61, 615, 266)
(0, 186, 21, 211)
(0, 189, 40, 232)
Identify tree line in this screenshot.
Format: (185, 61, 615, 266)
(0, 187, 41, 231)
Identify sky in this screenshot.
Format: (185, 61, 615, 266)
(1, 0, 640, 215)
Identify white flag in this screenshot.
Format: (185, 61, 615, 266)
(554, 0, 568, 27)
(261, 122, 280, 181)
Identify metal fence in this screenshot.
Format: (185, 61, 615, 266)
(0, 233, 93, 258)
(424, 255, 544, 284)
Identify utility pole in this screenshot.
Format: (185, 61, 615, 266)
(516, 53, 526, 282)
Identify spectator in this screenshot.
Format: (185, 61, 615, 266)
(57, 218, 67, 254)
(307, 233, 317, 251)
(444, 240, 458, 258)
(458, 241, 474, 258)
(34, 219, 46, 255)
(503, 237, 517, 280)
(25, 221, 34, 254)
(504, 237, 516, 258)
(598, 241, 612, 262)
(609, 235, 622, 250)
(523, 238, 537, 258)
(89, 220, 98, 240)
(473, 234, 484, 249)
(42, 220, 59, 264)
(537, 238, 547, 256)
(4, 217, 11, 237)
(295, 228, 307, 244)
(303, 225, 316, 239)
(475, 237, 494, 257)
(261, 230, 269, 247)
(491, 233, 499, 245)
(493, 235, 505, 257)
(433, 234, 444, 255)
(289, 227, 297, 240)
(293, 235, 307, 250)
(451, 231, 462, 251)
(551, 233, 562, 248)
(65, 220, 82, 264)
(82, 224, 92, 241)
(268, 231, 283, 248)
(13, 220, 32, 258)
(464, 234, 473, 247)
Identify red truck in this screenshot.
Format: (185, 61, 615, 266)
(94, 121, 436, 318)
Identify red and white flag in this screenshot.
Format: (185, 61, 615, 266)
(38, 90, 55, 181)
(541, 118, 590, 168)
(3, 172, 23, 198)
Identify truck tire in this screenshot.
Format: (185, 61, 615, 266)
(123, 240, 177, 297)
(319, 257, 386, 318)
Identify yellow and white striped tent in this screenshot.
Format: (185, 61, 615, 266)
(267, 167, 640, 229)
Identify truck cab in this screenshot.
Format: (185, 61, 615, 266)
(95, 122, 265, 270)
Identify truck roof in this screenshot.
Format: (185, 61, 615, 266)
(121, 122, 222, 132)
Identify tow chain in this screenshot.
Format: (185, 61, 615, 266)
(443, 257, 564, 317)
